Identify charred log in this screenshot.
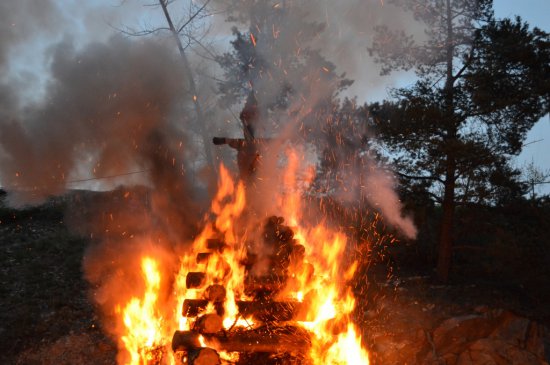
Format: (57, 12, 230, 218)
(188, 348, 220, 365)
(205, 284, 226, 303)
(182, 299, 209, 317)
(236, 300, 304, 322)
(195, 314, 224, 334)
(196, 252, 212, 264)
(206, 239, 227, 252)
(183, 299, 224, 317)
(172, 331, 202, 350)
(186, 272, 207, 289)
(173, 326, 311, 354)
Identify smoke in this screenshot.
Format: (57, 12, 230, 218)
(0, 0, 61, 154)
(210, 0, 418, 238)
(213, 0, 424, 102)
(0, 0, 60, 72)
(0, 2, 238, 357)
(297, 0, 426, 99)
(362, 162, 417, 239)
(1, 35, 206, 201)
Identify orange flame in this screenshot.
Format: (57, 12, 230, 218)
(117, 257, 172, 365)
(116, 156, 370, 364)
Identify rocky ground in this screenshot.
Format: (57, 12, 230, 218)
(1, 197, 549, 364)
(361, 277, 550, 364)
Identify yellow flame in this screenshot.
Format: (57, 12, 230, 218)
(119, 257, 169, 365)
(116, 156, 370, 364)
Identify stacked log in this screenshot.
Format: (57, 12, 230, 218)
(172, 326, 311, 354)
(173, 216, 315, 364)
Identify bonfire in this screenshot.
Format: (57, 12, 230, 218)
(116, 152, 370, 365)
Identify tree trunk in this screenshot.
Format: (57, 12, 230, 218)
(436, 0, 457, 283)
(159, 0, 215, 172)
(437, 159, 456, 282)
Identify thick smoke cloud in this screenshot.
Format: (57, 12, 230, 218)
(1, 36, 206, 203)
(0, 0, 61, 156)
(0, 3, 215, 352)
(212, 0, 417, 238)
(213, 0, 424, 101)
(0, 0, 60, 72)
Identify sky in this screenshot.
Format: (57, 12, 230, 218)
(493, 0, 550, 195)
(0, 0, 549, 195)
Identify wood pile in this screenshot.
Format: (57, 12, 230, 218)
(172, 216, 313, 365)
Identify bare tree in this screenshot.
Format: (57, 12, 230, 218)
(522, 160, 550, 201)
(116, 0, 216, 172)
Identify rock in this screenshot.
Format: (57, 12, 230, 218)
(420, 310, 550, 365)
(456, 338, 545, 365)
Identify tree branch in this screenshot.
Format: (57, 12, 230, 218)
(395, 171, 445, 184)
(177, 0, 211, 33)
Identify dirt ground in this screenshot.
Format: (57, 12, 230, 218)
(0, 201, 117, 364)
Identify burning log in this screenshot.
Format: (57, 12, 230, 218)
(182, 299, 209, 317)
(236, 300, 304, 322)
(172, 331, 202, 349)
(290, 244, 306, 263)
(195, 313, 224, 334)
(264, 216, 294, 243)
(206, 238, 227, 252)
(172, 326, 311, 354)
(244, 274, 287, 298)
(186, 272, 207, 289)
(183, 299, 224, 317)
(196, 252, 212, 264)
(187, 348, 220, 365)
(182, 296, 305, 322)
(205, 284, 226, 303)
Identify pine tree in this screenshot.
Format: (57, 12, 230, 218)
(368, 0, 550, 281)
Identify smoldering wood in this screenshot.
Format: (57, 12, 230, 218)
(196, 252, 212, 264)
(186, 272, 207, 289)
(236, 300, 304, 322)
(183, 299, 224, 317)
(195, 313, 224, 334)
(182, 299, 209, 317)
(244, 274, 287, 298)
(206, 238, 227, 252)
(188, 347, 220, 365)
(205, 284, 226, 303)
(172, 326, 311, 354)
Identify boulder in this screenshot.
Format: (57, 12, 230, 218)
(420, 309, 549, 365)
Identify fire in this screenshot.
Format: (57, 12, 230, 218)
(270, 148, 369, 364)
(117, 257, 171, 365)
(115, 152, 370, 364)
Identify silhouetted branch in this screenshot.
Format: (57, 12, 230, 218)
(177, 0, 211, 33)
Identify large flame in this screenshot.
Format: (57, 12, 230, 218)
(116, 153, 370, 364)
(117, 257, 173, 365)
(277, 149, 370, 365)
